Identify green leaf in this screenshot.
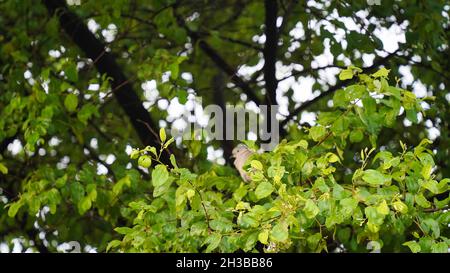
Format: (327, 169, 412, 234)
(392, 201, 408, 214)
(255, 181, 274, 200)
(307, 233, 322, 250)
(106, 240, 121, 252)
(204, 233, 222, 252)
(177, 90, 188, 104)
(152, 165, 169, 187)
(362, 170, 391, 186)
(78, 196, 92, 214)
(376, 200, 390, 215)
(422, 180, 440, 194)
(169, 62, 179, 79)
(304, 199, 320, 219)
(114, 227, 134, 235)
(339, 68, 354, 80)
(151, 164, 172, 197)
(210, 219, 233, 232)
(70, 182, 85, 203)
(333, 89, 347, 107)
(55, 174, 67, 188)
(138, 155, 152, 168)
(170, 154, 178, 169)
(64, 63, 78, 82)
(130, 149, 140, 159)
(309, 126, 327, 142)
(113, 176, 131, 196)
(7, 202, 22, 217)
(159, 128, 166, 142)
(270, 222, 289, 242)
(258, 230, 269, 245)
(415, 193, 431, 208)
(340, 197, 358, 216)
(332, 183, 350, 199)
(164, 137, 175, 148)
(314, 177, 330, 193)
(345, 85, 366, 101)
(349, 130, 363, 143)
(337, 228, 351, 243)
(77, 103, 98, 125)
(250, 160, 263, 171)
(64, 94, 78, 112)
(423, 218, 440, 239)
(0, 163, 8, 174)
(406, 109, 418, 123)
(431, 242, 448, 253)
(327, 153, 340, 163)
(371, 67, 390, 78)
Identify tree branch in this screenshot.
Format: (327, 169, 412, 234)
(173, 9, 261, 106)
(263, 0, 279, 106)
(42, 0, 169, 164)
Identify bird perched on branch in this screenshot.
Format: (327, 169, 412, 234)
(231, 144, 254, 182)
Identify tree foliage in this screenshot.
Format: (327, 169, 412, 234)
(0, 0, 448, 253)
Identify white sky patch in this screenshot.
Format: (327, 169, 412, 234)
(311, 39, 334, 67)
(90, 138, 98, 149)
(318, 67, 339, 86)
(24, 70, 32, 79)
(275, 62, 294, 80)
(338, 17, 360, 32)
(398, 65, 414, 86)
(412, 81, 428, 98)
(373, 24, 406, 53)
(206, 146, 225, 165)
(87, 19, 100, 34)
(157, 99, 169, 110)
(362, 53, 375, 67)
(427, 127, 440, 141)
(142, 80, 159, 103)
(403, 118, 412, 127)
(7, 139, 23, 155)
(11, 239, 23, 253)
(300, 111, 317, 126)
(141, 80, 157, 92)
(159, 120, 167, 128)
(195, 104, 209, 127)
(277, 95, 289, 117)
(237, 59, 264, 80)
(142, 101, 152, 109)
(0, 243, 9, 253)
(96, 163, 108, 175)
(67, 0, 81, 5)
(166, 97, 185, 120)
(445, 93, 450, 103)
(292, 76, 315, 103)
(247, 131, 258, 141)
(172, 118, 188, 131)
(105, 154, 116, 165)
(245, 100, 260, 114)
(181, 72, 193, 84)
(289, 22, 305, 39)
(125, 144, 133, 155)
(276, 17, 283, 28)
(88, 83, 100, 91)
(48, 49, 61, 58)
(102, 24, 117, 43)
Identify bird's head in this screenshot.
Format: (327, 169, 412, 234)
(231, 144, 249, 158)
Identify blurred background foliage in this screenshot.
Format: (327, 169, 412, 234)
(0, 0, 448, 252)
